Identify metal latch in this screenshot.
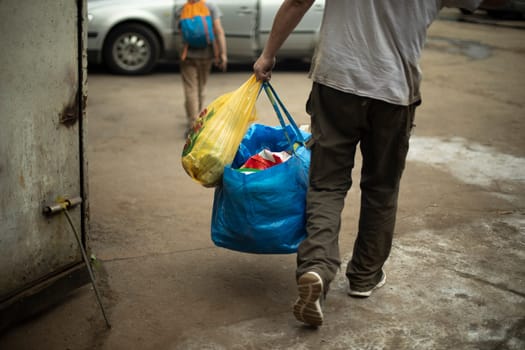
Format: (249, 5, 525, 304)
(43, 196, 83, 216)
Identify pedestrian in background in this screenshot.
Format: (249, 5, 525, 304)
(175, 0, 227, 137)
(253, 0, 482, 327)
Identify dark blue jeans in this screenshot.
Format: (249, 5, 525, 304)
(296, 82, 417, 293)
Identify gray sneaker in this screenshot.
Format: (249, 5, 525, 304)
(348, 270, 386, 298)
(293, 271, 324, 327)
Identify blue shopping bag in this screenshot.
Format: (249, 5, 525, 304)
(211, 83, 311, 254)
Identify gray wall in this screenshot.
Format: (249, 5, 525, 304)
(0, 0, 88, 300)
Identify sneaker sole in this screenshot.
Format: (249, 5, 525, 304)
(348, 272, 386, 298)
(293, 272, 323, 327)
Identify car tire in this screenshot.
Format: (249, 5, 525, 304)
(103, 23, 161, 75)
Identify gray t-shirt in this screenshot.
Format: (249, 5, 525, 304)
(309, 0, 481, 106)
(175, 1, 221, 59)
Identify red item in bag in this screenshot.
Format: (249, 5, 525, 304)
(243, 154, 282, 170)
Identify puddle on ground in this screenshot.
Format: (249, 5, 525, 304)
(426, 36, 492, 60)
(407, 136, 525, 187)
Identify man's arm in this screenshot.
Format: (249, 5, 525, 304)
(213, 17, 227, 71)
(253, 0, 315, 81)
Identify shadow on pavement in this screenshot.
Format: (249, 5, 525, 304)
(87, 59, 311, 77)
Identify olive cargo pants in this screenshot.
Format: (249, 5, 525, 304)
(296, 83, 417, 292)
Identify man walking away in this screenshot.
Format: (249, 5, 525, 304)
(253, 0, 482, 327)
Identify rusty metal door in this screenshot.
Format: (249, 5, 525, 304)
(0, 0, 89, 328)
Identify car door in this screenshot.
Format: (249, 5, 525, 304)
(172, 0, 257, 61)
(214, 0, 258, 60)
(259, 0, 325, 60)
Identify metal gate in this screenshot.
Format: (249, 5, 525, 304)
(0, 0, 90, 330)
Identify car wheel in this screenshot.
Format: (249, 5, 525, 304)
(103, 23, 160, 75)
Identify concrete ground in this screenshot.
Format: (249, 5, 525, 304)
(1, 9, 524, 350)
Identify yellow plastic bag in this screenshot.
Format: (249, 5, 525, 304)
(181, 75, 262, 187)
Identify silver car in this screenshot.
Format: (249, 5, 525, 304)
(87, 0, 325, 75)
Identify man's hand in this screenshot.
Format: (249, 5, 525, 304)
(215, 53, 227, 72)
(253, 55, 276, 82)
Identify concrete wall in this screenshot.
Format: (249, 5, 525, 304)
(0, 0, 88, 300)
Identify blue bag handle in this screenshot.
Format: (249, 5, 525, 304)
(262, 82, 306, 149)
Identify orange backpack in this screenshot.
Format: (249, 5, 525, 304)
(179, 1, 218, 60)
